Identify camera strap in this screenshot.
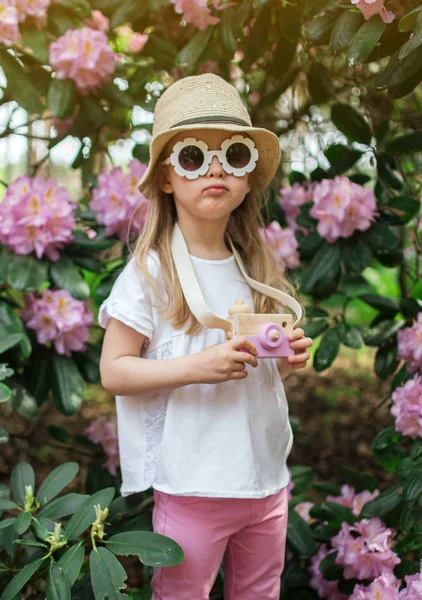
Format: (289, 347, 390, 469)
(170, 222, 303, 334)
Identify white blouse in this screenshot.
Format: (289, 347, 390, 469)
(98, 251, 293, 498)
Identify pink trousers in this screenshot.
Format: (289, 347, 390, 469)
(151, 486, 289, 600)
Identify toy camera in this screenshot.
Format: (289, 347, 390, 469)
(227, 299, 294, 358)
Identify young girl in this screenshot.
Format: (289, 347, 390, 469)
(99, 73, 313, 600)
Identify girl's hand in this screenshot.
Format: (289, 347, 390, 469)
(191, 336, 258, 384)
(276, 328, 313, 380)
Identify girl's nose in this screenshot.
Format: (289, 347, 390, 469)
(207, 154, 224, 175)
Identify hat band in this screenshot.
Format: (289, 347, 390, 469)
(170, 115, 251, 128)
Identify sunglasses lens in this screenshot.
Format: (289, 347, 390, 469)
(226, 142, 251, 169)
(179, 145, 205, 172)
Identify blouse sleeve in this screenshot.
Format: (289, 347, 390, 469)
(98, 256, 155, 340)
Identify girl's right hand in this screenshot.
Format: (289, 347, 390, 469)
(191, 336, 258, 384)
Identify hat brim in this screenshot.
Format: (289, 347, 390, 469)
(137, 123, 280, 196)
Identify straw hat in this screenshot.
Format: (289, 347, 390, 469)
(137, 73, 281, 197)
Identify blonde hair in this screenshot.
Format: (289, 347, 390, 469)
(130, 152, 303, 335)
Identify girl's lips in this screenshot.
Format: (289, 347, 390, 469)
(203, 186, 228, 193)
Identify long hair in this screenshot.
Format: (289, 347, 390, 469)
(131, 154, 303, 335)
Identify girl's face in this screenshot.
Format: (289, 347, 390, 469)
(160, 128, 252, 223)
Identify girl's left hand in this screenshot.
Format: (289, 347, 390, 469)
(276, 328, 313, 379)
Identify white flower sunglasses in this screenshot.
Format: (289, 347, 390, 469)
(161, 134, 259, 179)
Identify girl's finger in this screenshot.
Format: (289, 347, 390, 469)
(288, 352, 310, 364)
(290, 337, 313, 349)
(230, 335, 258, 355)
(289, 328, 305, 341)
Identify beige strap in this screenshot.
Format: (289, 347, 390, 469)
(170, 222, 302, 333)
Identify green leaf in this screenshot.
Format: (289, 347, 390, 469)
(51, 355, 84, 417)
(304, 10, 341, 45)
(47, 79, 76, 119)
(286, 509, 317, 558)
(359, 294, 399, 316)
(399, 28, 422, 60)
(374, 345, 399, 380)
(0, 383, 12, 403)
(7, 254, 49, 292)
(0, 518, 16, 530)
(21, 23, 49, 63)
(9, 381, 39, 420)
(174, 28, 214, 68)
(0, 499, 19, 510)
(360, 483, 403, 518)
(1, 557, 45, 600)
(50, 256, 90, 300)
(39, 493, 88, 520)
(11, 462, 35, 505)
(303, 319, 330, 339)
(309, 501, 355, 526)
(300, 243, 342, 294)
(337, 324, 363, 349)
(14, 510, 32, 535)
(37, 463, 79, 507)
(313, 327, 341, 372)
(100, 82, 135, 108)
(383, 195, 421, 225)
(0, 426, 10, 443)
(385, 132, 422, 153)
(330, 9, 363, 54)
(325, 144, 363, 174)
(90, 547, 127, 600)
(70, 230, 116, 252)
(105, 531, 184, 567)
(398, 7, 422, 32)
(73, 344, 101, 384)
(307, 62, 332, 104)
(341, 239, 373, 274)
(0, 303, 31, 358)
(361, 319, 405, 346)
(57, 544, 85, 587)
(0, 332, 22, 357)
(331, 103, 372, 145)
(318, 551, 344, 581)
(0, 49, 43, 113)
(15, 539, 48, 548)
(346, 15, 386, 66)
(403, 471, 422, 502)
(65, 487, 115, 540)
(364, 221, 400, 251)
(46, 561, 71, 600)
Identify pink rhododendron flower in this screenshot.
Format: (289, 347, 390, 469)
(89, 159, 150, 241)
(398, 313, 422, 373)
(49, 27, 116, 95)
(391, 375, 422, 440)
(14, 0, 50, 24)
(308, 543, 349, 600)
(309, 176, 378, 243)
(84, 416, 120, 476)
(279, 181, 315, 231)
(399, 562, 422, 598)
(259, 221, 300, 272)
(128, 32, 148, 53)
(0, 0, 20, 46)
(350, 571, 401, 599)
(294, 501, 315, 523)
(22, 289, 93, 356)
(0, 175, 76, 260)
(84, 9, 109, 31)
(331, 517, 400, 580)
(170, 0, 221, 30)
(351, 0, 396, 24)
(327, 484, 380, 518)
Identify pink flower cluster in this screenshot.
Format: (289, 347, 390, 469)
(84, 9, 109, 32)
(279, 181, 315, 231)
(309, 176, 378, 243)
(22, 289, 93, 356)
(116, 25, 148, 54)
(0, 175, 76, 260)
(84, 416, 119, 476)
(398, 313, 422, 373)
(0, 0, 51, 45)
(49, 27, 116, 95)
(327, 483, 380, 518)
(0, 0, 20, 46)
(332, 517, 400, 580)
(170, 0, 228, 30)
(350, 571, 401, 599)
(391, 375, 422, 440)
(351, 0, 396, 24)
(89, 159, 150, 241)
(259, 221, 300, 273)
(309, 544, 350, 600)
